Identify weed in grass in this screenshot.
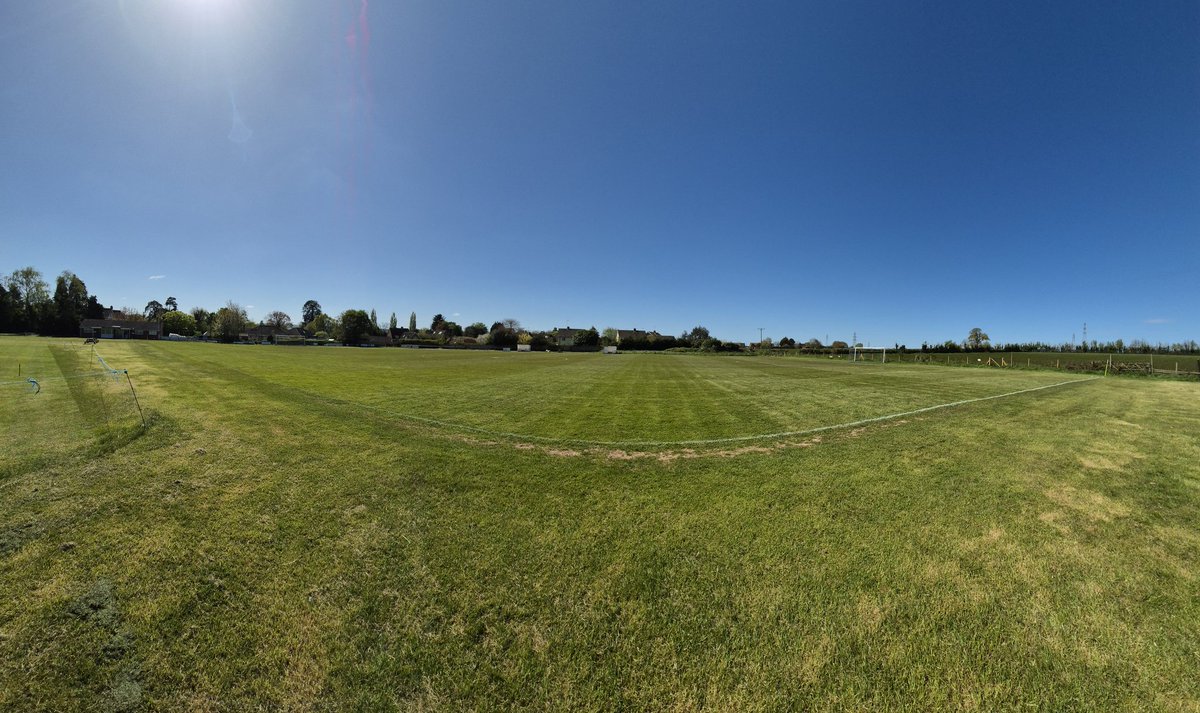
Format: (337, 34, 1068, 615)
(105, 671, 142, 713)
(67, 579, 120, 628)
(64, 579, 145, 711)
(1, 520, 44, 557)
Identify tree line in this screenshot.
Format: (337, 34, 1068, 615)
(0, 267, 105, 336)
(3, 266, 1197, 354)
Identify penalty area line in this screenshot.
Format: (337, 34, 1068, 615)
(349, 376, 1101, 449)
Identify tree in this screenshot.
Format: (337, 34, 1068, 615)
(389, 312, 398, 331)
(830, 340, 849, 349)
(804, 338, 823, 350)
(52, 271, 90, 336)
(190, 307, 212, 335)
(306, 313, 337, 338)
(502, 318, 522, 332)
(340, 309, 373, 345)
(574, 326, 600, 347)
(165, 296, 178, 312)
(601, 327, 618, 346)
(778, 336, 796, 347)
(265, 311, 292, 330)
(684, 325, 710, 347)
(966, 327, 990, 350)
(464, 322, 488, 338)
(488, 320, 518, 349)
(84, 295, 103, 320)
(161, 310, 197, 336)
(211, 301, 249, 342)
(370, 308, 379, 330)
(302, 300, 322, 325)
(144, 300, 164, 320)
(6, 267, 50, 333)
(430, 313, 446, 331)
(0, 284, 14, 332)
(409, 311, 417, 331)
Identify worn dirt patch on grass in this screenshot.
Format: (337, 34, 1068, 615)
(1045, 487, 1131, 522)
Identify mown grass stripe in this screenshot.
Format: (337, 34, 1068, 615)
(334, 375, 1102, 448)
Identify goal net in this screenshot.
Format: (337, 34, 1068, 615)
(1, 345, 144, 478)
(851, 346, 888, 363)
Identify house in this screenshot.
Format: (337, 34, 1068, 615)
(553, 326, 584, 347)
(615, 329, 662, 345)
(80, 319, 162, 340)
(242, 325, 304, 343)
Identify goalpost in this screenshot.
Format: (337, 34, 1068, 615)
(851, 346, 888, 363)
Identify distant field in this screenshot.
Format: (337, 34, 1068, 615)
(851, 350, 1200, 374)
(2, 337, 1198, 710)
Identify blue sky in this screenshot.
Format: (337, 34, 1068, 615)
(2, 1, 1197, 346)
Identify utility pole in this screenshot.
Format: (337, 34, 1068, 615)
(758, 327, 764, 344)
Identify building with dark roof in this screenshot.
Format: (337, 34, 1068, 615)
(80, 319, 162, 340)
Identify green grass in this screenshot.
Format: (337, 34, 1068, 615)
(869, 349, 1199, 375)
(1, 337, 1198, 711)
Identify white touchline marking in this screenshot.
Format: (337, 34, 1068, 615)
(348, 376, 1102, 449)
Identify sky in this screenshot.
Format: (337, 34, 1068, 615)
(1, 0, 1197, 346)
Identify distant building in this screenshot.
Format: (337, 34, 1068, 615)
(615, 329, 661, 344)
(242, 324, 303, 343)
(80, 319, 162, 340)
(553, 326, 584, 347)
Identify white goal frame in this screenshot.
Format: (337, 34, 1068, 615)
(851, 346, 888, 363)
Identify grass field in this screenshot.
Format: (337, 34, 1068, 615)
(815, 350, 1200, 375)
(2, 337, 1199, 711)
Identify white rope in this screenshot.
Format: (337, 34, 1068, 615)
(345, 376, 1101, 448)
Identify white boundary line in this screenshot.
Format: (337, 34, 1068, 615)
(349, 376, 1101, 449)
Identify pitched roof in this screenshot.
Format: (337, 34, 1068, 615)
(81, 319, 162, 330)
(616, 329, 660, 341)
